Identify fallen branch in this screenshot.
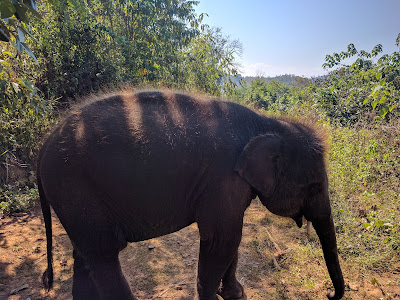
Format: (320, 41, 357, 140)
(9, 284, 29, 295)
(371, 278, 389, 298)
(153, 281, 194, 298)
(265, 229, 288, 270)
(265, 229, 282, 253)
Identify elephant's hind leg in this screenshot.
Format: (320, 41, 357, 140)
(68, 222, 135, 299)
(83, 252, 136, 300)
(52, 182, 136, 299)
(72, 249, 100, 300)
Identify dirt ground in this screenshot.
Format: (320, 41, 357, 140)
(1, 201, 399, 300)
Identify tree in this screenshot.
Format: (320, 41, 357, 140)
(31, 0, 204, 99)
(182, 27, 242, 95)
(0, 0, 41, 63)
(322, 42, 399, 121)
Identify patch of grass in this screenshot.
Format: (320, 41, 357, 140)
(260, 216, 273, 225)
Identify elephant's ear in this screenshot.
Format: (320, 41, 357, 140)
(234, 134, 281, 198)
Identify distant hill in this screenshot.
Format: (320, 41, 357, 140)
(229, 73, 326, 88)
(244, 74, 305, 85)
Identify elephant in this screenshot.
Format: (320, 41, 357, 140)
(38, 90, 345, 300)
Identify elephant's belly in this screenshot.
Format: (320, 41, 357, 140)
(123, 218, 195, 242)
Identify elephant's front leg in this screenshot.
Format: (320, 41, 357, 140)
(217, 251, 245, 299)
(196, 226, 243, 300)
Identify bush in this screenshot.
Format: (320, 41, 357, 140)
(0, 185, 39, 217)
(328, 122, 400, 270)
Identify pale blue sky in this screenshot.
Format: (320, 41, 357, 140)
(194, 0, 400, 77)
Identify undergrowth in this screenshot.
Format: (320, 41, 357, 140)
(328, 121, 400, 271)
(0, 184, 39, 217)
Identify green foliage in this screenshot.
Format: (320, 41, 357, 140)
(228, 77, 307, 114)
(1, 0, 53, 167)
(0, 49, 53, 159)
(328, 124, 400, 269)
(31, 0, 212, 99)
(322, 43, 382, 70)
(182, 27, 242, 95)
(0, 0, 41, 63)
(320, 43, 399, 122)
(0, 184, 38, 217)
(32, 1, 119, 99)
(243, 74, 311, 88)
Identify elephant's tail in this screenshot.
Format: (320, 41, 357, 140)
(38, 175, 54, 290)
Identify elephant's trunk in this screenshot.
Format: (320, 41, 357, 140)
(313, 214, 345, 299)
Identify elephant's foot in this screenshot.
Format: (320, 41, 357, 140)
(217, 279, 246, 300)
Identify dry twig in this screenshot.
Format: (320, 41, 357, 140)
(153, 281, 194, 298)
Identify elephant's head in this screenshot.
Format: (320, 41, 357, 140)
(234, 128, 345, 299)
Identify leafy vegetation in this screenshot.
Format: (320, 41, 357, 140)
(0, 0, 41, 62)
(329, 124, 400, 270)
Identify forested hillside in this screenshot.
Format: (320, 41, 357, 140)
(242, 74, 312, 87)
(1, 0, 399, 299)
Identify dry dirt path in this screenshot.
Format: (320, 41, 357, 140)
(1, 201, 399, 299)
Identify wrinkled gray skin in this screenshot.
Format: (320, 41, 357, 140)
(38, 91, 344, 300)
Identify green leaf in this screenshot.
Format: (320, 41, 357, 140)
(15, 3, 28, 22)
(21, 42, 39, 64)
(376, 72, 382, 80)
(23, 0, 37, 10)
(371, 88, 380, 98)
(24, 2, 42, 19)
(379, 107, 389, 118)
(371, 99, 378, 110)
(379, 95, 387, 104)
(371, 44, 383, 57)
(363, 98, 370, 105)
(0, 0, 15, 18)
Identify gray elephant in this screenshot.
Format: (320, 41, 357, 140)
(38, 91, 344, 300)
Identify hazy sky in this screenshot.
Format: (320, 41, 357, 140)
(194, 0, 400, 77)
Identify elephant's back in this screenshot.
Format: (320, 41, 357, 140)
(43, 90, 260, 158)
